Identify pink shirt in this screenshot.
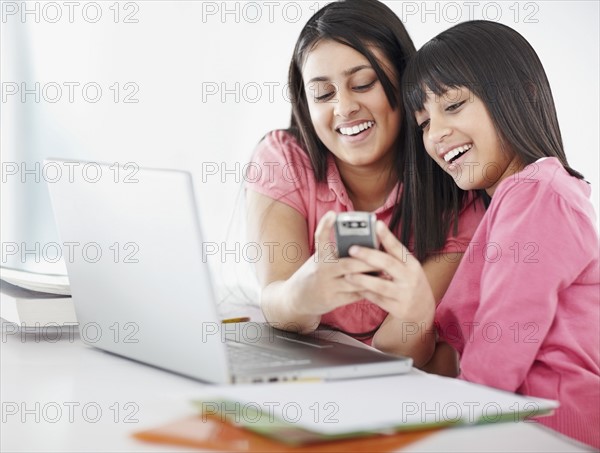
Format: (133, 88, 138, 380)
(247, 130, 484, 342)
(436, 157, 600, 448)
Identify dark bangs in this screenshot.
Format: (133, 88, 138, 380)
(403, 37, 480, 117)
(403, 20, 584, 180)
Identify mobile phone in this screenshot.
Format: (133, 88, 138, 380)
(334, 211, 378, 258)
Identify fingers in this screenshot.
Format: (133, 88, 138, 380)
(347, 245, 398, 277)
(330, 290, 365, 308)
(313, 276, 365, 312)
(356, 290, 386, 307)
(344, 273, 410, 319)
(345, 272, 398, 300)
(346, 221, 417, 279)
(330, 257, 379, 277)
(314, 211, 336, 261)
(374, 220, 415, 265)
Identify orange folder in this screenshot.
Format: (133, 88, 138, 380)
(133, 415, 439, 452)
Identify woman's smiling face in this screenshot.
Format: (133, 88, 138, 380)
(302, 39, 401, 171)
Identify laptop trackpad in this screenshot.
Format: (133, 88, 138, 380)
(274, 335, 333, 349)
(225, 322, 334, 349)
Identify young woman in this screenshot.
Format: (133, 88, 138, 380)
(348, 20, 599, 447)
(245, 0, 483, 367)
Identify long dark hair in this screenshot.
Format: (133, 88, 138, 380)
(286, 0, 432, 255)
(288, 0, 415, 180)
(402, 20, 585, 258)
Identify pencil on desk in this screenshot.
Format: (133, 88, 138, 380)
(221, 317, 251, 324)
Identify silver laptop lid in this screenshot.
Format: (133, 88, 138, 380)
(46, 159, 233, 383)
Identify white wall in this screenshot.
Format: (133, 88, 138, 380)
(1, 1, 598, 297)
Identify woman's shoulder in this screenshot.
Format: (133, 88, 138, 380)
(246, 129, 321, 199)
(492, 157, 595, 223)
(253, 129, 312, 166)
(261, 128, 300, 147)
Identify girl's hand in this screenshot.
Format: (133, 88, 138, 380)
(284, 211, 379, 316)
(344, 220, 435, 322)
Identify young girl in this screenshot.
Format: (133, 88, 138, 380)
(245, 0, 483, 366)
(347, 20, 599, 447)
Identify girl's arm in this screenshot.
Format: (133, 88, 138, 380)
(246, 191, 377, 333)
(458, 185, 597, 391)
(344, 221, 443, 366)
(371, 251, 463, 367)
(420, 340, 460, 377)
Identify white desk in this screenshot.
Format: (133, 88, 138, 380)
(1, 319, 593, 453)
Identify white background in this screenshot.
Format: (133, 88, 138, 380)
(1, 1, 598, 296)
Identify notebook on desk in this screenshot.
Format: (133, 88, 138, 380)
(45, 159, 412, 384)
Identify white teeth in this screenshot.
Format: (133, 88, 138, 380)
(444, 144, 473, 163)
(339, 121, 374, 136)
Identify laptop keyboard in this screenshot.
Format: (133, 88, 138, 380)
(226, 341, 311, 370)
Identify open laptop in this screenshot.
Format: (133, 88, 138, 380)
(45, 159, 412, 384)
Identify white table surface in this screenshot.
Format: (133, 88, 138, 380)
(0, 319, 593, 453)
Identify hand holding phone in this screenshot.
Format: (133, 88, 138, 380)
(334, 211, 378, 258)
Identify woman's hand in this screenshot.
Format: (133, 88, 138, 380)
(345, 220, 435, 323)
(247, 190, 379, 333)
(343, 220, 437, 364)
(284, 211, 379, 317)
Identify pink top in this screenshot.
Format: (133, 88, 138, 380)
(436, 157, 600, 448)
(247, 130, 484, 343)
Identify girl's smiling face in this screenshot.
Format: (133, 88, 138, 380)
(415, 87, 522, 196)
(301, 40, 401, 172)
